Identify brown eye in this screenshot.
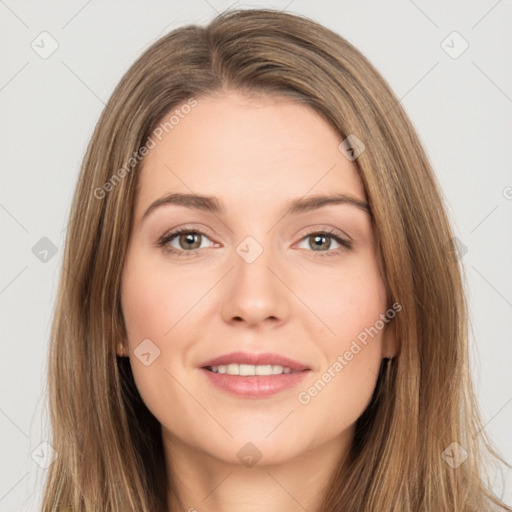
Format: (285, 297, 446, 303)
(158, 228, 214, 256)
(308, 234, 333, 251)
(176, 232, 202, 250)
(296, 229, 352, 258)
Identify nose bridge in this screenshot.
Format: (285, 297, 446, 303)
(234, 232, 278, 298)
(221, 231, 289, 325)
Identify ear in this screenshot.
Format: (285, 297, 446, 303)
(381, 313, 399, 359)
(116, 341, 128, 357)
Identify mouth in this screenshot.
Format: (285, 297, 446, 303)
(198, 352, 311, 398)
(203, 363, 302, 376)
(199, 351, 310, 372)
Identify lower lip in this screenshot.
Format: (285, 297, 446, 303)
(199, 368, 311, 398)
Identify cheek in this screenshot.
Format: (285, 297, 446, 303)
(295, 257, 387, 427)
(301, 252, 388, 348)
(121, 251, 209, 345)
(120, 250, 213, 421)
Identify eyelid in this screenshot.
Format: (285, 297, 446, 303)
(294, 224, 353, 243)
(158, 224, 216, 244)
(159, 223, 352, 243)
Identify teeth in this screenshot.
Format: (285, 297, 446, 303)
(209, 364, 294, 375)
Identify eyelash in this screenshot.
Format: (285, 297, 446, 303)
(157, 226, 353, 259)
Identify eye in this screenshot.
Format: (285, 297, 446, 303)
(157, 227, 215, 257)
(295, 228, 352, 258)
(157, 226, 352, 258)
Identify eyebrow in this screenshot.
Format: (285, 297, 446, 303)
(142, 192, 371, 221)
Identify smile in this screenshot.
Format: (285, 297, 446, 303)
(205, 363, 296, 375)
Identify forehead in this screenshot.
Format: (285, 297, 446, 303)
(134, 91, 366, 219)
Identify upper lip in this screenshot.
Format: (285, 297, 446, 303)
(199, 351, 310, 372)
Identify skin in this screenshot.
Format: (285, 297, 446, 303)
(119, 90, 398, 512)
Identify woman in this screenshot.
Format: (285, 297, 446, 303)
(42, 8, 511, 511)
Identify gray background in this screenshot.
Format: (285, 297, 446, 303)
(1, 0, 511, 510)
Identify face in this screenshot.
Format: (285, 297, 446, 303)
(120, 90, 397, 468)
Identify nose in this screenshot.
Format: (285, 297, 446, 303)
(221, 243, 290, 328)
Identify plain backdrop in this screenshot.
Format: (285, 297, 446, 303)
(1, 1, 511, 510)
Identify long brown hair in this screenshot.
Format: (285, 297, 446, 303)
(42, 8, 511, 511)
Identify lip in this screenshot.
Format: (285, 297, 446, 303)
(198, 351, 311, 399)
(199, 351, 310, 372)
